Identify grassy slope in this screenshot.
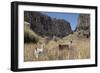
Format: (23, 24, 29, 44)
(24, 32, 90, 62)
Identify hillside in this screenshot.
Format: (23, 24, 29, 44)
(24, 11, 72, 38)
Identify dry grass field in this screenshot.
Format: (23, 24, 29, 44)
(24, 33, 90, 62)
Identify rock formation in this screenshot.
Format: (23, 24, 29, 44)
(75, 14, 90, 32)
(24, 11, 72, 38)
(75, 14, 90, 38)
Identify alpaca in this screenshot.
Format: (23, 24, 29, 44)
(58, 40, 74, 50)
(59, 44, 69, 50)
(34, 44, 44, 58)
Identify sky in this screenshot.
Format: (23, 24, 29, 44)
(42, 12, 79, 30)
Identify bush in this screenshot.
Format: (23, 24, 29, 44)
(24, 25, 39, 43)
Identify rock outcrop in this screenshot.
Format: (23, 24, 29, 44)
(24, 11, 72, 38)
(75, 14, 90, 32)
(75, 14, 90, 38)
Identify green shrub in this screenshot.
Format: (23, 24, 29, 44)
(24, 25, 39, 43)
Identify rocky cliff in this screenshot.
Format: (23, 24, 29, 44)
(75, 14, 90, 32)
(24, 11, 72, 38)
(75, 14, 90, 38)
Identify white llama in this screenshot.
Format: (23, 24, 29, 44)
(34, 44, 44, 58)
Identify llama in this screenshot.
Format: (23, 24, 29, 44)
(58, 40, 74, 50)
(34, 44, 44, 58)
(68, 40, 74, 49)
(59, 44, 69, 50)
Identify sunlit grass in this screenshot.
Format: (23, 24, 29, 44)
(24, 33, 90, 62)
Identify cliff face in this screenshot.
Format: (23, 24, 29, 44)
(75, 14, 90, 38)
(24, 11, 72, 38)
(75, 14, 90, 32)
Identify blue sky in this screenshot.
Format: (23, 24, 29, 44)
(42, 12, 79, 30)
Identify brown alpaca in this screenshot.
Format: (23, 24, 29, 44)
(59, 44, 69, 50)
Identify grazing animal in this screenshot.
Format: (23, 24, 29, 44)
(59, 44, 69, 50)
(59, 40, 74, 50)
(34, 44, 44, 58)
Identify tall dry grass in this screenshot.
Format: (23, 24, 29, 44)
(24, 36, 90, 62)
